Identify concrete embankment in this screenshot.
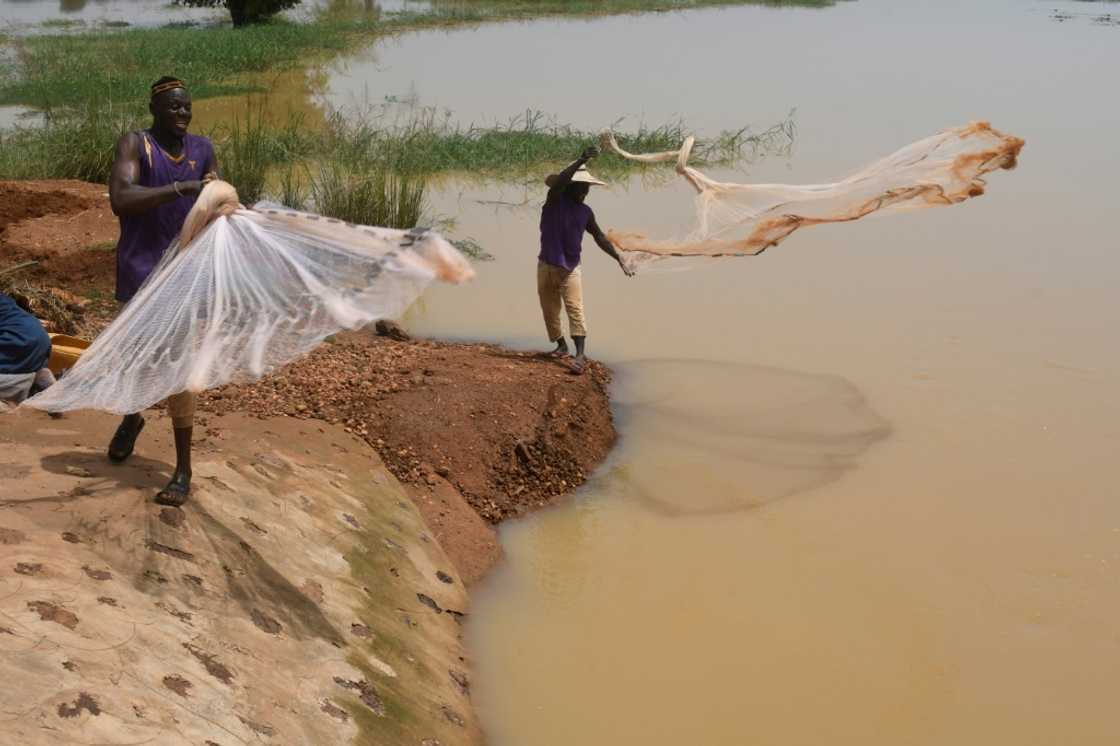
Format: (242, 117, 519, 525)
(0, 411, 478, 744)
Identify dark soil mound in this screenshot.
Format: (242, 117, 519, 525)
(0, 184, 93, 236)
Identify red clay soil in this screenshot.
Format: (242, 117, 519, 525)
(198, 334, 617, 585)
(0, 180, 117, 259)
(0, 179, 619, 583)
(196, 335, 616, 544)
(1, 180, 119, 335)
(191, 335, 616, 584)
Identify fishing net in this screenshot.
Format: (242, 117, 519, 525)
(601, 121, 1024, 267)
(23, 181, 473, 417)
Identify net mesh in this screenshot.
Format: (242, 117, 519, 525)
(23, 181, 473, 416)
(601, 121, 1024, 267)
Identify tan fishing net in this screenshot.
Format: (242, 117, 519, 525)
(24, 181, 472, 417)
(601, 122, 1024, 266)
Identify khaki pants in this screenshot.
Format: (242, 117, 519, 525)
(537, 261, 587, 341)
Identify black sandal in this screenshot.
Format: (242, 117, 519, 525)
(108, 416, 145, 463)
(154, 475, 191, 507)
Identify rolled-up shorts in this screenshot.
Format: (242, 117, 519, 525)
(117, 300, 195, 428)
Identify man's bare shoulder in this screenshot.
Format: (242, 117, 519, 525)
(115, 130, 142, 155)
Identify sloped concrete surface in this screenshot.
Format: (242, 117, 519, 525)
(0, 410, 478, 745)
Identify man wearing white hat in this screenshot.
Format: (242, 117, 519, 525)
(539, 145, 633, 374)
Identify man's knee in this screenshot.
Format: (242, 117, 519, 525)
(29, 327, 52, 373)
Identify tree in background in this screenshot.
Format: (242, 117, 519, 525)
(177, 0, 301, 26)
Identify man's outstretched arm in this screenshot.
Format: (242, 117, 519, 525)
(545, 145, 599, 201)
(587, 214, 635, 277)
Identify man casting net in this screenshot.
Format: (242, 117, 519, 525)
(23, 181, 473, 419)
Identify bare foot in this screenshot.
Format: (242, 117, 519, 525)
(568, 356, 586, 375)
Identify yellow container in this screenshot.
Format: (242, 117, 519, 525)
(47, 334, 90, 376)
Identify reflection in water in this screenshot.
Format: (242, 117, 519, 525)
(612, 359, 889, 514)
(0, 0, 406, 29)
(0, 0, 225, 29)
(0, 105, 45, 130)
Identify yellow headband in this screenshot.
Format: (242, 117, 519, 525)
(150, 80, 186, 99)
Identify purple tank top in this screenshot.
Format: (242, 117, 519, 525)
(539, 197, 592, 272)
(115, 130, 214, 302)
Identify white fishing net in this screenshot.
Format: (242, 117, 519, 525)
(23, 181, 473, 417)
(601, 121, 1025, 267)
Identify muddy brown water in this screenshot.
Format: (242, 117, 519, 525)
(7, 0, 1118, 741)
(339, 1, 1120, 743)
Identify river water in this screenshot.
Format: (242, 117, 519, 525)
(328, 1, 1120, 743)
(0, 0, 421, 31)
(15, 0, 1119, 741)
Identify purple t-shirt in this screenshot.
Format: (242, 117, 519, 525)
(539, 197, 592, 272)
(115, 130, 214, 302)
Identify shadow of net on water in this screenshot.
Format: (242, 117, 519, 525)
(607, 359, 890, 515)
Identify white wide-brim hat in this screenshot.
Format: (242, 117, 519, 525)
(570, 165, 607, 186)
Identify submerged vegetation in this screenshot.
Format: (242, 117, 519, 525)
(418, 0, 840, 23)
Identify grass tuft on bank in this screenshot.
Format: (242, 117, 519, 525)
(0, 99, 794, 187)
(0, 101, 135, 182)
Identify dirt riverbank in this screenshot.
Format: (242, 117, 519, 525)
(1, 178, 618, 742)
(1, 178, 618, 582)
(197, 335, 615, 585)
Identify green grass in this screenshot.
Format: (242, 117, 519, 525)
(369, 109, 795, 176)
(216, 98, 274, 203)
(0, 17, 381, 110)
(0, 100, 795, 185)
(309, 162, 427, 229)
(276, 161, 310, 209)
(0, 0, 843, 111)
(0, 0, 804, 185)
(0, 101, 138, 182)
(38, 19, 85, 29)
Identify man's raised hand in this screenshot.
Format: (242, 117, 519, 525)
(581, 145, 600, 161)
